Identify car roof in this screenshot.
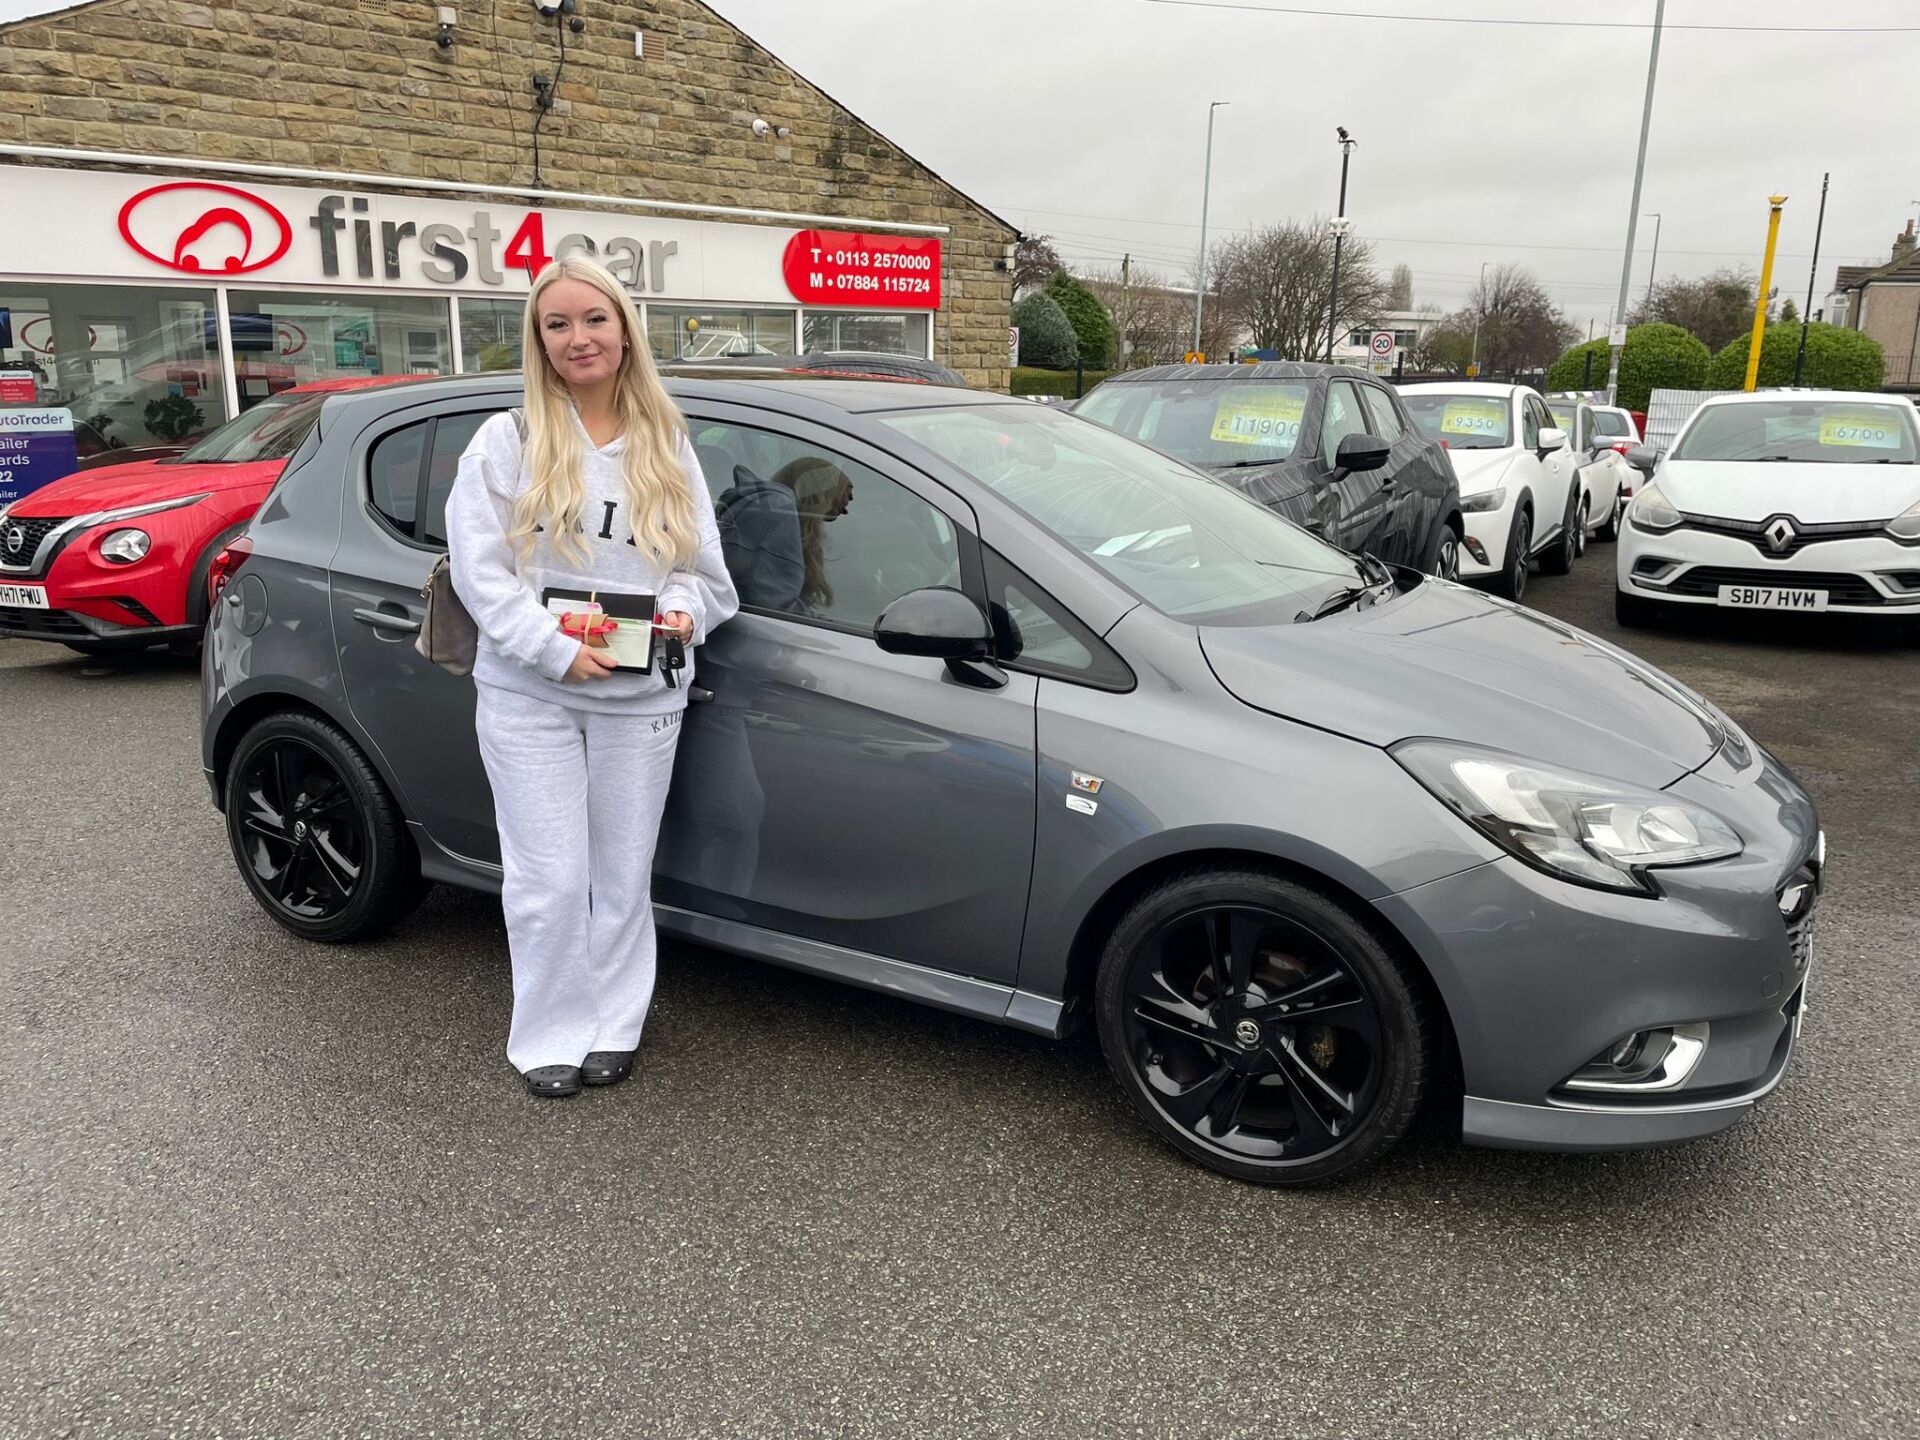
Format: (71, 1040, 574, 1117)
(1397, 381, 1524, 398)
(1694, 389, 1903, 407)
(313, 370, 1020, 421)
(1101, 361, 1361, 384)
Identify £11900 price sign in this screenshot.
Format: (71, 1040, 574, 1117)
(782, 230, 943, 310)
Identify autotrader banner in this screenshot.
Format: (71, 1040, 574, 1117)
(0, 409, 79, 505)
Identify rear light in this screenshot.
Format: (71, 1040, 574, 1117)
(1609, 441, 1632, 454)
(206, 536, 253, 607)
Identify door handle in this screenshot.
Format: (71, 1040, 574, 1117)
(353, 606, 421, 635)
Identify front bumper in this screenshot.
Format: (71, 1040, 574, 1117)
(1458, 500, 1517, 579)
(1617, 520, 1920, 614)
(1378, 740, 1821, 1152)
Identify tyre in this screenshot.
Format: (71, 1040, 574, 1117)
(1541, 490, 1582, 575)
(1495, 507, 1532, 601)
(1426, 519, 1462, 581)
(1614, 589, 1665, 629)
(225, 711, 427, 943)
(1597, 492, 1622, 544)
(1094, 867, 1432, 1187)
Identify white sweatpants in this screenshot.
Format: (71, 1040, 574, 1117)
(475, 683, 684, 1073)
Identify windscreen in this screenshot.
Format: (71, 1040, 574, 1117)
(1592, 410, 1633, 439)
(1075, 379, 1313, 466)
(1672, 400, 1919, 464)
(180, 394, 326, 464)
(880, 403, 1364, 626)
(1547, 403, 1579, 435)
(1401, 392, 1512, 450)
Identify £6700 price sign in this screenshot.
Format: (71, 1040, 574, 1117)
(782, 230, 942, 310)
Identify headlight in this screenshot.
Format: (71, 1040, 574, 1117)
(1887, 498, 1920, 542)
(1393, 740, 1743, 894)
(100, 528, 151, 564)
(77, 492, 212, 531)
(1459, 487, 1507, 514)
(1628, 481, 1682, 533)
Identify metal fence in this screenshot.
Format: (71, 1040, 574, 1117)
(1644, 388, 1740, 451)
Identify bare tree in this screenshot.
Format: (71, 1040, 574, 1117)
(1460, 263, 1577, 376)
(1083, 263, 1205, 368)
(1388, 263, 1414, 311)
(1407, 304, 1471, 374)
(1013, 234, 1063, 297)
(1627, 267, 1757, 351)
(1207, 218, 1392, 362)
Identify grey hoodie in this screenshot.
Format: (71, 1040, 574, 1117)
(445, 410, 740, 714)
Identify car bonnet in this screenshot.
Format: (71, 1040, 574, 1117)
(1657, 458, 1920, 524)
(1199, 579, 1723, 789)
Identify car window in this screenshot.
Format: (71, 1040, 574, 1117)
(1547, 402, 1579, 440)
(879, 403, 1365, 627)
(1401, 391, 1512, 450)
(983, 549, 1131, 690)
(1592, 410, 1632, 439)
(421, 412, 493, 547)
(1672, 399, 1920, 464)
(1520, 397, 1541, 449)
(180, 393, 326, 464)
(368, 421, 428, 538)
(1075, 379, 1312, 466)
(1359, 386, 1404, 443)
(692, 421, 962, 632)
(1320, 381, 1369, 463)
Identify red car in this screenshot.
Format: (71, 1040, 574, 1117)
(0, 376, 430, 655)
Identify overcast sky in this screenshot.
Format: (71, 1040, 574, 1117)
(6, 0, 1917, 331)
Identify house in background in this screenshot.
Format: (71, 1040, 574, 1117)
(1828, 220, 1920, 391)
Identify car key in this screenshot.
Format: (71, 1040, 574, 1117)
(660, 631, 685, 688)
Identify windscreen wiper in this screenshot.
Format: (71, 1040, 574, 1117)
(1215, 458, 1282, 469)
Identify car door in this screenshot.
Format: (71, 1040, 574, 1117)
(1575, 404, 1622, 530)
(328, 399, 505, 865)
(656, 404, 1038, 985)
(1356, 381, 1433, 566)
(1529, 393, 1578, 547)
(1316, 378, 1394, 557)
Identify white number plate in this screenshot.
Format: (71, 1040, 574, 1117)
(1716, 585, 1828, 612)
(0, 584, 48, 609)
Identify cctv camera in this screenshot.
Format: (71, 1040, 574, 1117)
(751, 118, 773, 138)
(532, 0, 562, 14)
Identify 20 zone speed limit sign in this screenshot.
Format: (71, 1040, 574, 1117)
(1370, 330, 1395, 358)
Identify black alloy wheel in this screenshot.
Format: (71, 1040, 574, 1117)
(1573, 496, 1589, 558)
(225, 713, 425, 942)
(1597, 492, 1623, 544)
(1542, 488, 1581, 576)
(1430, 523, 1462, 581)
(1095, 869, 1430, 1186)
(1499, 508, 1532, 602)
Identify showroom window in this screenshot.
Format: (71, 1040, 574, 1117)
(223, 289, 453, 410)
(802, 311, 931, 357)
(0, 282, 228, 452)
(646, 307, 796, 362)
(459, 297, 525, 373)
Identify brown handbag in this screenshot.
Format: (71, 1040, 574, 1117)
(415, 408, 525, 676)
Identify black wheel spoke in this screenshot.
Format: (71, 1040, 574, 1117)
(1271, 1034, 1357, 1138)
(1133, 995, 1227, 1051)
(308, 830, 360, 898)
(1157, 1061, 1238, 1132)
(271, 744, 300, 817)
(304, 783, 353, 820)
(1204, 908, 1259, 998)
(275, 843, 310, 904)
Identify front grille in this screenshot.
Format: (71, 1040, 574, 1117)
(1679, 512, 1889, 558)
(107, 595, 163, 626)
(0, 516, 68, 569)
(1668, 566, 1886, 606)
(0, 605, 89, 638)
(1779, 864, 1819, 977)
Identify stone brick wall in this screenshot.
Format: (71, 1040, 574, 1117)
(0, 0, 1016, 387)
(1857, 283, 1920, 388)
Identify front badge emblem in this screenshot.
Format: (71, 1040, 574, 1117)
(4, 525, 23, 554)
(1234, 1019, 1262, 1049)
(1765, 518, 1796, 553)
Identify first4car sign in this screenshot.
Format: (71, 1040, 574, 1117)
(5, 165, 943, 308)
(0, 409, 78, 506)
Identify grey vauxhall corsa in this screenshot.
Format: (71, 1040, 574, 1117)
(201, 374, 1823, 1186)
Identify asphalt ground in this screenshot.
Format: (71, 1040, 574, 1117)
(2, 551, 1916, 1439)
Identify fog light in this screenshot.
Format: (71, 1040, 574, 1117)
(100, 528, 151, 564)
(1463, 536, 1489, 564)
(1561, 1022, 1708, 1094)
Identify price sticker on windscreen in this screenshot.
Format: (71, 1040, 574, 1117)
(1441, 399, 1507, 437)
(1818, 411, 1903, 449)
(1211, 392, 1305, 446)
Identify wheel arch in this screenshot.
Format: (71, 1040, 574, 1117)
(209, 682, 401, 815)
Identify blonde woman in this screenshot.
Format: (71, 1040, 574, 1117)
(446, 256, 739, 1099)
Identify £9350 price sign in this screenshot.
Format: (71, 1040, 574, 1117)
(782, 230, 942, 310)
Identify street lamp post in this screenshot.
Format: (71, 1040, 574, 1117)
(1324, 126, 1357, 363)
(1643, 212, 1663, 308)
(1191, 100, 1229, 356)
(1604, 0, 1666, 406)
(1793, 173, 1830, 387)
(1743, 194, 1790, 392)
(1469, 260, 1490, 376)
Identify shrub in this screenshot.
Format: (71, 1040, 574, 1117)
(1009, 367, 1113, 398)
(1706, 322, 1885, 391)
(143, 394, 205, 441)
(1544, 323, 1708, 412)
(1044, 271, 1118, 369)
(1012, 292, 1079, 370)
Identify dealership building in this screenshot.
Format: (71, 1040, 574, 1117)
(0, 0, 1017, 463)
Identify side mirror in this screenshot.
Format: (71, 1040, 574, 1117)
(1624, 444, 1659, 476)
(1331, 432, 1392, 477)
(1536, 426, 1568, 457)
(875, 587, 994, 661)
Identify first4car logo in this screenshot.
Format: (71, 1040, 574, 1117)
(117, 181, 294, 275)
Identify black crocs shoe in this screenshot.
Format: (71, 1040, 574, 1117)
(581, 1050, 637, 1087)
(524, 1064, 583, 1099)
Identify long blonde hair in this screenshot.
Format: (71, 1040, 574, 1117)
(510, 256, 698, 569)
(771, 456, 853, 609)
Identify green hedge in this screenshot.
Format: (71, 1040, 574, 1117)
(1009, 367, 1114, 398)
(1706, 322, 1885, 391)
(1545, 323, 1708, 412)
(1044, 271, 1118, 370)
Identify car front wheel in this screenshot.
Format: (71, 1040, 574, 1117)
(224, 712, 427, 943)
(1094, 868, 1432, 1186)
(1496, 507, 1532, 601)
(1614, 589, 1667, 629)
(1427, 520, 1462, 581)
(1542, 491, 1582, 575)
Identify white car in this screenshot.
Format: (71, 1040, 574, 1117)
(1616, 390, 1920, 625)
(1400, 382, 1582, 601)
(1547, 395, 1631, 543)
